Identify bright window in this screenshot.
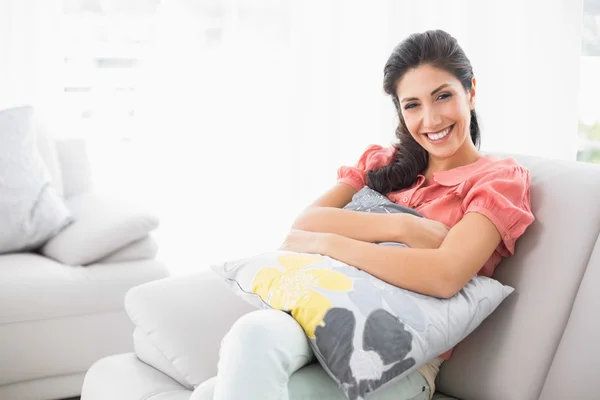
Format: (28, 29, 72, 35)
(60, 0, 161, 141)
(578, 0, 600, 164)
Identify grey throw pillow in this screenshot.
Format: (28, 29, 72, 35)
(0, 106, 72, 253)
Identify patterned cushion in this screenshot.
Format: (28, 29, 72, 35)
(0, 106, 72, 253)
(212, 251, 513, 400)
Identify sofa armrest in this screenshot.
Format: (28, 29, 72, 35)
(97, 235, 159, 264)
(125, 269, 255, 389)
(41, 193, 159, 266)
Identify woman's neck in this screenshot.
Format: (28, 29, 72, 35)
(424, 143, 481, 181)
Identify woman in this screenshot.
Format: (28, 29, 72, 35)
(193, 29, 535, 400)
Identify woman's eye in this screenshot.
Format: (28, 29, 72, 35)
(437, 93, 452, 101)
(404, 103, 417, 110)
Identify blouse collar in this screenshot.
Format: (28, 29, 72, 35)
(423, 155, 496, 187)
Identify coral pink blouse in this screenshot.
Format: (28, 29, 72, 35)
(337, 144, 535, 278)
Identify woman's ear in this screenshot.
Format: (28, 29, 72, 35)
(469, 77, 477, 110)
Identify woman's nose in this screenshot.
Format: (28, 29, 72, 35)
(422, 107, 442, 130)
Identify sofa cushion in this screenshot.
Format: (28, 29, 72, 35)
(0, 310, 133, 387)
(125, 271, 256, 389)
(41, 193, 160, 266)
(431, 394, 458, 400)
(0, 371, 86, 400)
(436, 155, 600, 400)
(0, 253, 168, 325)
(0, 105, 72, 254)
(81, 354, 454, 400)
(97, 235, 159, 264)
(82, 353, 191, 400)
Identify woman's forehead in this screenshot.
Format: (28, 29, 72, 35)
(396, 65, 458, 98)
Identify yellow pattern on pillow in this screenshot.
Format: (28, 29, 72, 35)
(251, 254, 352, 338)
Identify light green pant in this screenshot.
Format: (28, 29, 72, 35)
(191, 310, 430, 400)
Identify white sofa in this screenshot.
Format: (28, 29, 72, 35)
(81, 153, 600, 400)
(0, 130, 170, 400)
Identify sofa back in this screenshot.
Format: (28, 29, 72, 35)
(436, 154, 600, 400)
(33, 109, 93, 199)
(53, 138, 93, 199)
(35, 114, 64, 197)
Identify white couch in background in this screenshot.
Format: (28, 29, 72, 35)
(0, 117, 170, 400)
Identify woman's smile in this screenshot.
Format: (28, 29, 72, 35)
(423, 124, 454, 144)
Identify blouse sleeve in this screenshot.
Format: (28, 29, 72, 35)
(463, 165, 535, 256)
(336, 144, 396, 191)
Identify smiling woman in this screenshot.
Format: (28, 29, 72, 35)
(192, 29, 535, 400)
(368, 31, 481, 194)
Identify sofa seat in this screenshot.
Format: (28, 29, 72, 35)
(82, 353, 191, 400)
(82, 353, 458, 400)
(0, 254, 166, 325)
(431, 394, 458, 400)
(0, 253, 168, 393)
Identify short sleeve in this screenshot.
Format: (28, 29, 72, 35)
(463, 166, 535, 256)
(336, 145, 396, 191)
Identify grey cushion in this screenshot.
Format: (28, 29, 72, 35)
(0, 105, 72, 254)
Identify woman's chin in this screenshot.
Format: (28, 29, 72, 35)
(423, 135, 467, 160)
(425, 145, 458, 160)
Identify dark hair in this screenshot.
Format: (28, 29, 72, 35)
(367, 29, 481, 195)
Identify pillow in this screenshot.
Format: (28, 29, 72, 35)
(343, 186, 422, 247)
(212, 253, 513, 400)
(42, 193, 160, 265)
(343, 186, 422, 218)
(0, 106, 72, 254)
(211, 187, 514, 399)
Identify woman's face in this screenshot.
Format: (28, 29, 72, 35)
(396, 64, 476, 160)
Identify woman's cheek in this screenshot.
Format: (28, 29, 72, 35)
(443, 100, 461, 117)
(403, 114, 418, 135)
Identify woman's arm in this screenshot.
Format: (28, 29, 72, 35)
(291, 183, 405, 243)
(292, 183, 447, 247)
(294, 206, 413, 244)
(319, 212, 502, 298)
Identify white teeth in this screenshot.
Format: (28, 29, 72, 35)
(427, 125, 452, 141)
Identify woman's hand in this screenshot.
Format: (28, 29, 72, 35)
(279, 229, 332, 255)
(398, 214, 450, 249)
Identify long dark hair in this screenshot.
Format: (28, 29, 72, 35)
(367, 29, 481, 195)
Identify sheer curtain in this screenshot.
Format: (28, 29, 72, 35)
(0, 0, 584, 275)
(0, 0, 62, 111)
